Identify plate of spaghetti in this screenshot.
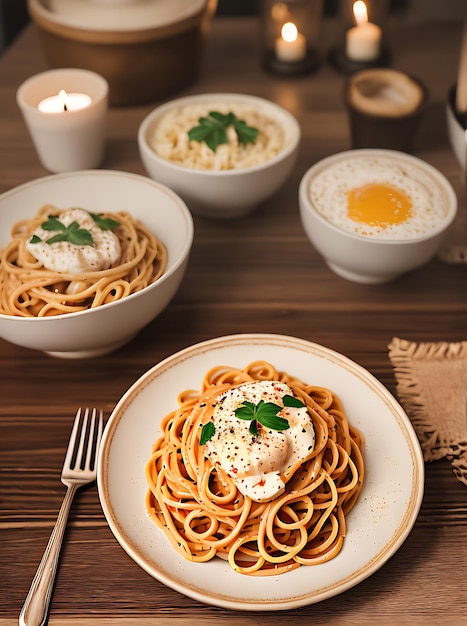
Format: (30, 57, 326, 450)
(97, 333, 424, 610)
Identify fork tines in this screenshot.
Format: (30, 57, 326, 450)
(64, 408, 103, 472)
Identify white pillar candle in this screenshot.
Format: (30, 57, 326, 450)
(17, 69, 108, 173)
(38, 90, 92, 113)
(275, 22, 306, 63)
(346, 1, 382, 62)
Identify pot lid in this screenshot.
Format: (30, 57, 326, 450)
(40, 0, 208, 31)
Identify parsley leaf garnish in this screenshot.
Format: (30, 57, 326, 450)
(90, 213, 120, 231)
(282, 395, 305, 408)
(188, 111, 259, 152)
(29, 211, 120, 248)
(200, 394, 305, 446)
(37, 215, 94, 246)
(235, 400, 290, 431)
(249, 420, 259, 436)
(200, 421, 215, 445)
(232, 118, 260, 146)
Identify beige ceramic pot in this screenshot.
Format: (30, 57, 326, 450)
(28, 0, 217, 106)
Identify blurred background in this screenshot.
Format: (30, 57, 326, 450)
(0, 0, 465, 54)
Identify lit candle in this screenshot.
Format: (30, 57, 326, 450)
(346, 1, 382, 62)
(275, 22, 306, 63)
(38, 89, 92, 113)
(17, 69, 108, 173)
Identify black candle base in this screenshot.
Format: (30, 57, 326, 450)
(263, 49, 320, 77)
(328, 47, 390, 75)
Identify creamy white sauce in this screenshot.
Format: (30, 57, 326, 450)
(204, 380, 315, 502)
(26, 208, 121, 274)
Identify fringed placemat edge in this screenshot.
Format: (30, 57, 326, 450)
(388, 337, 467, 486)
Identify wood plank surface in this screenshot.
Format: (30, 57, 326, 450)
(1, 14, 466, 626)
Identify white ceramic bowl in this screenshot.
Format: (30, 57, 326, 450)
(138, 92, 301, 218)
(0, 170, 194, 358)
(299, 149, 457, 284)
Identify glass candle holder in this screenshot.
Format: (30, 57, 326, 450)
(330, 0, 390, 74)
(261, 0, 323, 76)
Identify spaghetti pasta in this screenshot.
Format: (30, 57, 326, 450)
(0, 204, 167, 317)
(145, 360, 365, 575)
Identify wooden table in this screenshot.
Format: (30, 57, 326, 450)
(1, 15, 466, 626)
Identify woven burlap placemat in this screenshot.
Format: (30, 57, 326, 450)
(388, 337, 467, 486)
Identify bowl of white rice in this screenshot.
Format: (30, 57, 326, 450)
(138, 93, 301, 218)
(299, 149, 457, 284)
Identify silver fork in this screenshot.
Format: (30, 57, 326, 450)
(19, 408, 104, 626)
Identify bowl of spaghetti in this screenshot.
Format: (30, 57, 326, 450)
(138, 92, 301, 218)
(0, 170, 193, 358)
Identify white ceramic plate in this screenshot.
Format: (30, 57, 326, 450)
(97, 334, 424, 611)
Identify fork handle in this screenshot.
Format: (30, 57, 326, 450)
(19, 484, 78, 626)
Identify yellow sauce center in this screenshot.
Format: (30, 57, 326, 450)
(347, 183, 412, 228)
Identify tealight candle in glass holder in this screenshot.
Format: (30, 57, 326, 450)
(261, 0, 323, 76)
(330, 0, 390, 74)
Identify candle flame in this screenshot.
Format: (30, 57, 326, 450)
(353, 0, 368, 26)
(38, 90, 91, 113)
(58, 89, 69, 111)
(281, 22, 298, 43)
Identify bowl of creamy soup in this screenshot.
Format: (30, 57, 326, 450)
(298, 149, 457, 283)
